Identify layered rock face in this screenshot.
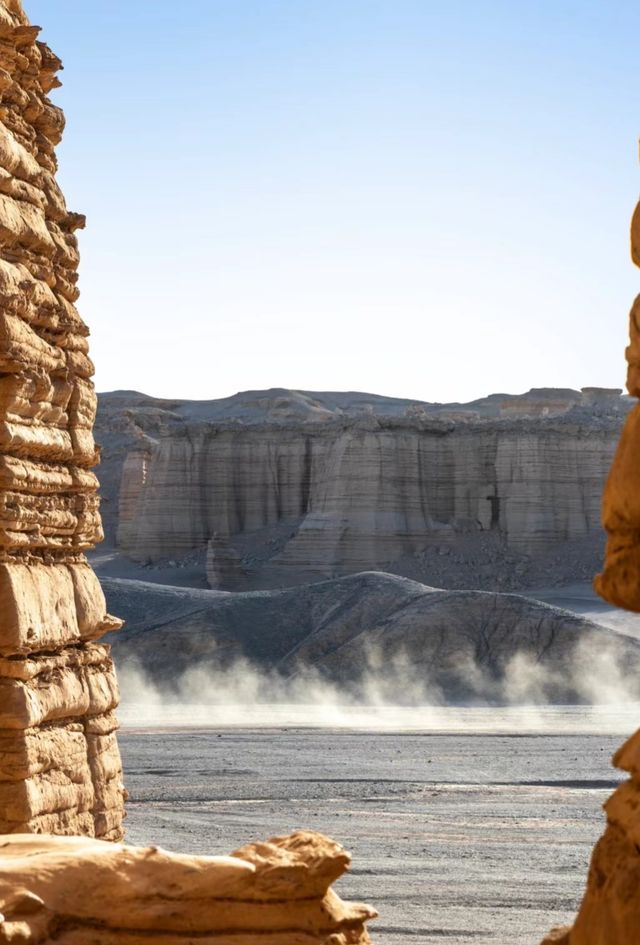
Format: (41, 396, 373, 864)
(102, 388, 628, 590)
(0, 830, 376, 943)
(0, 1, 125, 839)
(595, 207, 640, 611)
(540, 202, 640, 942)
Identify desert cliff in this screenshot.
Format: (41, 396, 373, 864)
(97, 386, 629, 591)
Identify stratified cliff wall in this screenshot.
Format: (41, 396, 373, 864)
(0, 1, 125, 839)
(539, 186, 640, 944)
(104, 389, 627, 589)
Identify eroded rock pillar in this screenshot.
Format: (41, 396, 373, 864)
(540, 177, 640, 943)
(0, 1, 125, 839)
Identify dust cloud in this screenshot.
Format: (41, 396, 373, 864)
(116, 635, 640, 733)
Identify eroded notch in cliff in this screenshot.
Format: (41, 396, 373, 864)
(300, 435, 313, 515)
(486, 491, 501, 530)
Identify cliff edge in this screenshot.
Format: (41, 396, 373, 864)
(96, 386, 630, 592)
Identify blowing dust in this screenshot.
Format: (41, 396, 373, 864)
(117, 633, 640, 733)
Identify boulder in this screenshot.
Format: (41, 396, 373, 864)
(0, 830, 376, 944)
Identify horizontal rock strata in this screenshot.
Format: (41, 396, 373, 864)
(540, 186, 640, 943)
(0, 830, 376, 943)
(0, 0, 124, 839)
(595, 201, 640, 611)
(100, 388, 628, 589)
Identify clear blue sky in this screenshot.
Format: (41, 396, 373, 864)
(26, 0, 640, 402)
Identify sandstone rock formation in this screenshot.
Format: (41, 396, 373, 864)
(541, 730, 640, 945)
(595, 206, 640, 610)
(539, 197, 640, 942)
(97, 387, 630, 591)
(103, 571, 640, 705)
(0, 830, 376, 943)
(0, 11, 378, 944)
(0, 0, 125, 838)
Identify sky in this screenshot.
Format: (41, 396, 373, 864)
(26, 0, 640, 403)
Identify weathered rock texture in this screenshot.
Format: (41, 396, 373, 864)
(0, 830, 376, 943)
(540, 204, 640, 941)
(97, 387, 630, 591)
(541, 730, 640, 945)
(595, 203, 640, 612)
(0, 0, 125, 839)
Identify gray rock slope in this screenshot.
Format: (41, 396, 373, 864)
(104, 571, 640, 705)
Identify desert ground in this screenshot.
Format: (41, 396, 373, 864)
(119, 715, 630, 945)
(110, 583, 640, 944)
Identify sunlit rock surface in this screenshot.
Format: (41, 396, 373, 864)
(0, 830, 376, 943)
(540, 200, 640, 942)
(0, 0, 124, 838)
(97, 387, 629, 590)
(541, 730, 640, 945)
(596, 212, 640, 610)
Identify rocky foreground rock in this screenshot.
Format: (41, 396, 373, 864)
(0, 7, 378, 944)
(539, 163, 640, 945)
(0, 830, 376, 943)
(541, 729, 640, 945)
(0, 1, 124, 838)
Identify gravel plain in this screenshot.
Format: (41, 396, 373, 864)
(119, 712, 634, 945)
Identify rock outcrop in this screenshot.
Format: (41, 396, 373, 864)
(595, 209, 640, 611)
(0, 11, 378, 944)
(96, 387, 630, 591)
(540, 195, 640, 941)
(0, 830, 376, 943)
(0, 0, 125, 839)
(541, 730, 640, 945)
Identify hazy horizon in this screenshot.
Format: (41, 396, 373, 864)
(28, 0, 640, 403)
